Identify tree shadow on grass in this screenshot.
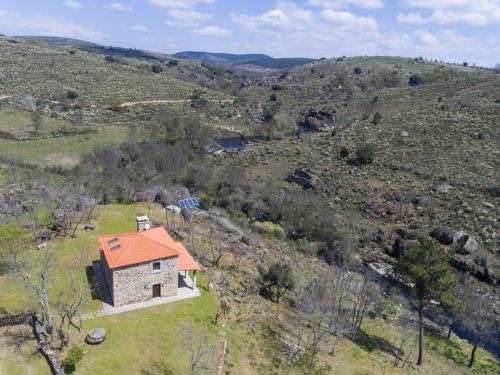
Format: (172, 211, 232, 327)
(352, 329, 398, 355)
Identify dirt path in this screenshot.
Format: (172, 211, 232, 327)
(120, 98, 234, 107)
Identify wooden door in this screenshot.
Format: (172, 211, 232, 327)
(152, 284, 161, 298)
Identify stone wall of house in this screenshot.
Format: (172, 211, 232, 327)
(111, 256, 178, 307)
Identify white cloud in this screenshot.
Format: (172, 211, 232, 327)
(397, 13, 425, 24)
(194, 25, 231, 37)
(413, 29, 439, 46)
(106, 2, 133, 11)
(166, 10, 212, 26)
(308, 0, 384, 9)
(63, 0, 83, 10)
(232, 1, 313, 29)
(145, 0, 215, 9)
(125, 24, 149, 31)
(400, 0, 500, 25)
(321, 9, 378, 30)
(0, 9, 105, 41)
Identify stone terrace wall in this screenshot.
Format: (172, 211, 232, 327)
(112, 256, 178, 307)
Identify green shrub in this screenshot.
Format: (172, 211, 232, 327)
(354, 66, 362, 74)
(339, 146, 349, 158)
(269, 93, 278, 102)
(355, 144, 376, 165)
(63, 345, 83, 373)
(151, 64, 163, 74)
(408, 74, 425, 86)
(251, 221, 285, 239)
(372, 111, 382, 125)
(258, 262, 295, 302)
(66, 90, 79, 100)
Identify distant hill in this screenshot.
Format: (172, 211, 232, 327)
(174, 51, 315, 69)
(16, 35, 170, 61)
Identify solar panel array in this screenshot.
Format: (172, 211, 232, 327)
(178, 197, 199, 209)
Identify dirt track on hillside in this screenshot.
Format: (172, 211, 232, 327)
(120, 98, 234, 107)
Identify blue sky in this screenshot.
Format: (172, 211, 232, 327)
(0, 1, 499, 66)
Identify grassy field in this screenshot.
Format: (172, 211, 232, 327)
(0, 108, 76, 139)
(0, 126, 130, 167)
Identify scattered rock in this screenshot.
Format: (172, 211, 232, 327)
(455, 235, 478, 254)
(84, 224, 96, 231)
(36, 242, 47, 250)
(474, 256, 490, 268)
(430, 227, 457, 245)
(86, 328, 106, 344)
(432, 183, 454, 194)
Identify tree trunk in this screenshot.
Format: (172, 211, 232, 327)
(417, 300, 424, 366)
(447, 321, 455, 340)
(468, 337, 480, 368)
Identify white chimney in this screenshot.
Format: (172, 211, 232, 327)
(136, 216, 151, 232)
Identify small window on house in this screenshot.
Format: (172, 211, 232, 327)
(153, 261, 161, 271)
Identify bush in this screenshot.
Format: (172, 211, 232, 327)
(63, 345, 83, 373)
(66, 90, 79, 100)
(269, 93, 278, 102)
(168, 59, 178, 66)
(68, 49, 76, 55)
(151, 64, 164, 74)
(372, 111, 382, 125)
(104, 55, 117, 63)
(339, 146, 349, 158)
(251, 221, 285, 239)
(408, 74, 425, 86)
(354, 66, 362, 74)
(355, 144, 376, 165)
(258, 263, 295, 302)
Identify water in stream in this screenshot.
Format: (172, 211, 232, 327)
(216, 123, 314, 149)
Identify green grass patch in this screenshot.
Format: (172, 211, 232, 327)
(0, 126, 129, 167)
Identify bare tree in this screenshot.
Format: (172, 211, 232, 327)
(350, 273, 381, 331)
(207, 222, 225, 268)
(327, 265, 354, 356)
(296, 277, 332, 370)
(393, 322, 417, 368)
(31, 106, 43, 138)
(7, 250, 57, 348)
(465, 293, 497, 368)
(180, 322, 216, 375)
(181, 208, 194, 244)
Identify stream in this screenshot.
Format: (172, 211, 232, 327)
(215, 123, 314, 149)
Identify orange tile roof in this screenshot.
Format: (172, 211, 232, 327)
(99, 227, 201, 270)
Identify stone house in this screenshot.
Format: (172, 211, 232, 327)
(99, 217, 201, 307)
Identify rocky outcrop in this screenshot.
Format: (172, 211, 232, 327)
(286, 169, 315, 189)
(303, 109, 335, 132)
(430, 227, 478, 255)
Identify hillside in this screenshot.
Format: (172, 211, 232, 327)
(0, 35, 499, 375)
(0, 36, 228, 102)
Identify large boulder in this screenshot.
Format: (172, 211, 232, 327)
(430, 227, 457, 245)
(86, 328, 106, 344)
(286, 169, 315, 189)
(455, 235, 478, 254)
